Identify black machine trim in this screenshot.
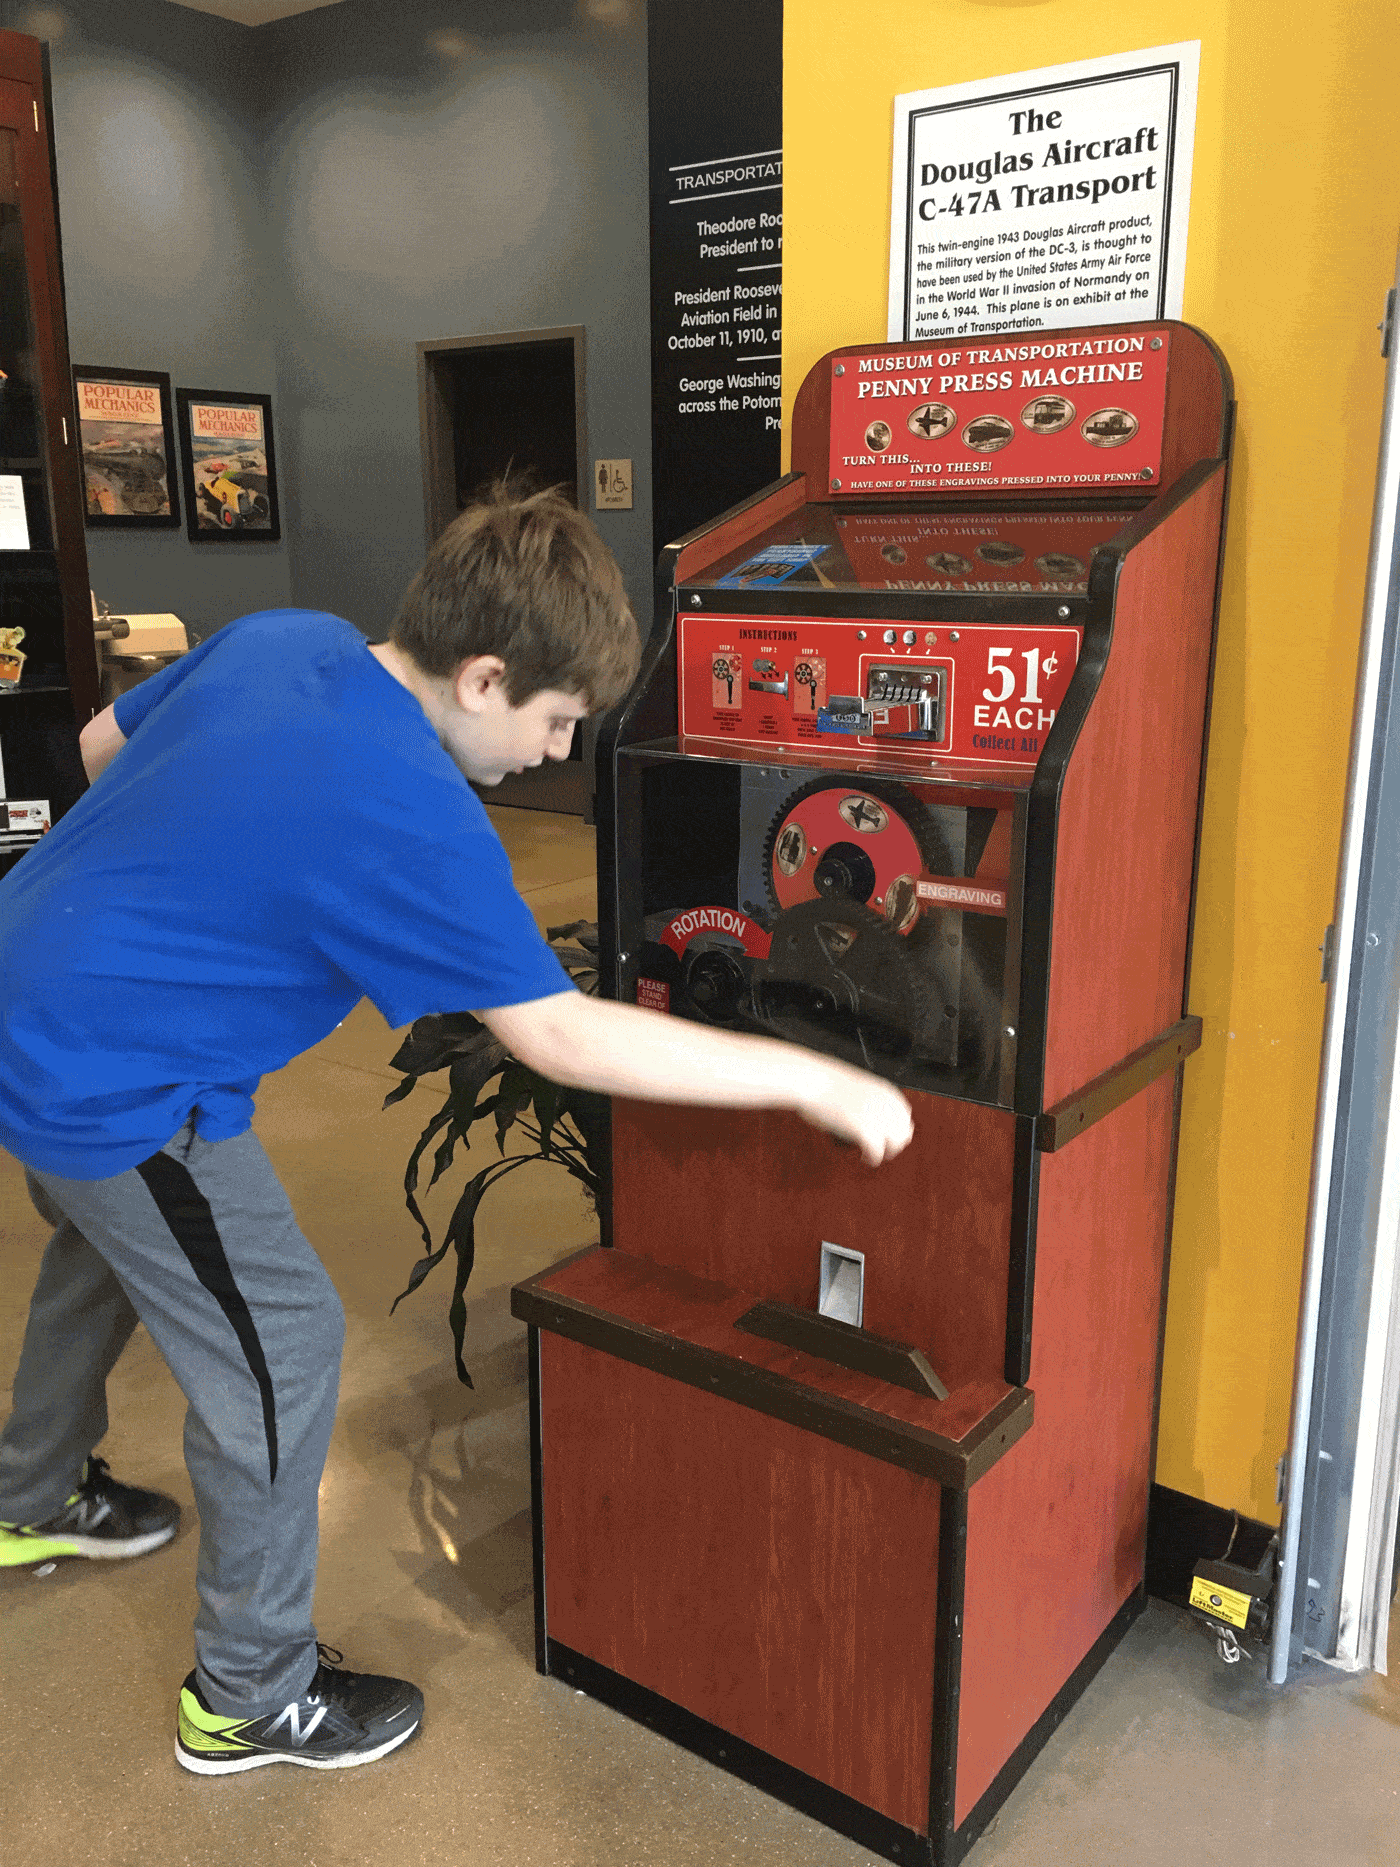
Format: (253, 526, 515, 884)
(1181, 399, 1239, 1010)
(535, 1557, 1147, 1867)
(735, 1299, 949, 1399)
(928, 1488, 968, 1865)
(950, 1587, 1146, 1862)
(513, 1261, 1033, 1491)
(527, 1324, 548, 1676)
(1149, 1067, 1189, 1485)
(543, 1641, 935, 1867)
(1037, 1015, 1203, 1152)
(1003, 1113, 1040, 1387)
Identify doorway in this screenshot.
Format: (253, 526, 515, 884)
(417, 326, 592, 815)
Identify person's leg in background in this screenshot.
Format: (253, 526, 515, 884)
(2, 1119, 421, 1770)
(0, 1172, 171, 1556)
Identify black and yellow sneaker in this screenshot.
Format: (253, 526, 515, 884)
(0, 1456, 179, 1567)
(176, 1646, 423, 1775)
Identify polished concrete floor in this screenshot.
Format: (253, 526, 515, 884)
(2, 805, 1398, 1866)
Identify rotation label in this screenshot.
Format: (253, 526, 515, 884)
(659, 906, 772, 959)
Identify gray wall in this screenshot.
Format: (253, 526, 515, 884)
(257, 0, 652, 635)
(5, 0, 653, 643)
(8, 0, 294, 637)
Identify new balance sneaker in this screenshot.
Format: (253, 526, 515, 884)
(0, 1456, 179, 1567)
(176, 1647, 424, 1775)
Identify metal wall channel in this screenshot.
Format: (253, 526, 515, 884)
(1272, 257, 1400, 1679)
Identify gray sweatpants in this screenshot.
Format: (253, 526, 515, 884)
(0, 1120, 344, 1716)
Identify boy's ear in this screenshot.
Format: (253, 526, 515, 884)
(452, 654, 509, 715)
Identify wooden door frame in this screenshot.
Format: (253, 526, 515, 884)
(416, 325, 593, 817)
(417, 324, 588, 548)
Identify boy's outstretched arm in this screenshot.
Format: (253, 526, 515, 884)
(78, 704, 127, 782)
(480, 990, 914, 1168)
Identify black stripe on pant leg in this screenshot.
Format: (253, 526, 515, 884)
(136, 1153, 280, 1484)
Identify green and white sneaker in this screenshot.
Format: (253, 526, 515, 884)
(0, 1456, 179, 1567)
(176, 1647, 424, 1775)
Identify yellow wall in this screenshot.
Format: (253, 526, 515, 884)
(783, 0, 1400, 1522)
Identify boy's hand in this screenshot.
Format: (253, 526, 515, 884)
(480, 991, 915, 1167)
(795, 1061, 914, 1167)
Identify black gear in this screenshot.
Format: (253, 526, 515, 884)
(683, 943, 749, 1022)
(759, 776, 956, 921)
(752, 897, 932, 1074)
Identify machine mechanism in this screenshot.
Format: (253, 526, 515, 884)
(514, 320, 1234, 1867)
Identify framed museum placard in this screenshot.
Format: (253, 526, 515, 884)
(73, 366, 180, 527)
(175, 387, 280, 542)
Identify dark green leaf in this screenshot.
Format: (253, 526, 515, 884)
(445, 1044, 509, 1134)
(383, 934, 609, 1376)
(532, 1079, 566, 1158)
(493, 1063, 538, 1154)
(546, 920, 595, 948)
(562, 1088, 609, 1162)
(426, 1120, 463, 1192)
(402, 1102, 456, 1248)
(388, 1235, 453, 1313)
(549, 946, 598, 973)
(443, 1156, 530, 1385)
(388, 1010, 485, 1077)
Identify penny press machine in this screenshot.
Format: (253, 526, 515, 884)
(513, 320, 1232, 1865)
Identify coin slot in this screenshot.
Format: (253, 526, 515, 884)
(819, 1241, 865, 1327)
(864, 663, 945, 740)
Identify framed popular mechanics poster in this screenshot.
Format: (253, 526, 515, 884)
(888, 42, 1199, 343)
(73, 367, 180, 527)
(175, 387, 281, 542)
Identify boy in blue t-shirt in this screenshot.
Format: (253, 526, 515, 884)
(0, 485, 912, 1777)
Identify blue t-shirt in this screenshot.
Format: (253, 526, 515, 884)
(0, 610, 570, 1179)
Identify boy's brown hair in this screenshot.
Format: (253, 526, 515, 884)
(391, 482, 641, 710)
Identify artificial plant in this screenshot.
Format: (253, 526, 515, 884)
(384, 921, 606, 1384)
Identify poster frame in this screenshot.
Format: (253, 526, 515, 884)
(175, 385, 281, 543)
(72, 364, 181, 529)
(887, 41, 1200, 345)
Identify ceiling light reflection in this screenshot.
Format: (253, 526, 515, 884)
(428, 28, 476, 61)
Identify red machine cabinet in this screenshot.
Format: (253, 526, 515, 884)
(513, 320, 1232, 1865)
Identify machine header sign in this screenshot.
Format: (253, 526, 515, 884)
(828, 326, 1169, 497)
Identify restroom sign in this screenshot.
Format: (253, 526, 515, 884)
(595, 459, 634, 510)
(888, 42, 1199, 344)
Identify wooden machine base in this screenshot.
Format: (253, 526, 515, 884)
(529, 1302, 1148, 1867)
(543, 1598, 1146, 1867)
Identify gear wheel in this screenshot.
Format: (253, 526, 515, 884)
(760, 776, 956, 926)
(752, 897, 933, 1073)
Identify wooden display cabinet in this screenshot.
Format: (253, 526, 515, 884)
(0, 31, 96, 877)
(514, 320, 1233, 1865)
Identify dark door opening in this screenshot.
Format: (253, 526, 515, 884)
(418, 327, 591, 815)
